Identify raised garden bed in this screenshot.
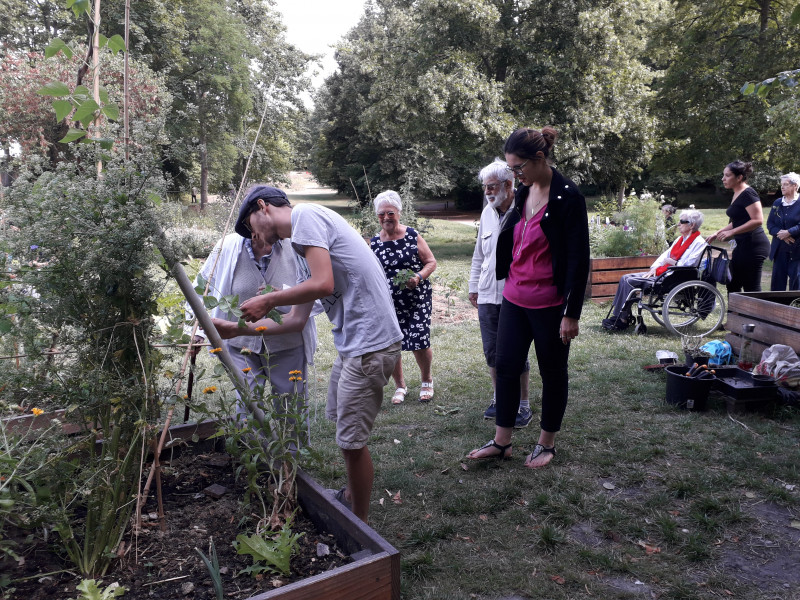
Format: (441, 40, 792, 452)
(586, 255, 658, 302)
(725, 291, 800, 358)
(1, 416, 401, 600)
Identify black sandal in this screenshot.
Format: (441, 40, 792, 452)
(525, 444, 556, 468)
(468, 439, 512, 461)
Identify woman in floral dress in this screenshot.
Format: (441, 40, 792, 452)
(370, 190, 437, 404)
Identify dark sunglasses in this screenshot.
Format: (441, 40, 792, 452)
(679, 219, 691, 224)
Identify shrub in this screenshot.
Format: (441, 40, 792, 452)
(590, 190, 669, 257)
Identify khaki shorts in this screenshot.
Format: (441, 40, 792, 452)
(326, 342, 401, 449)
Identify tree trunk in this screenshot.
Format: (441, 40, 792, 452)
(199, 127, 208, 210)
(92, 0, 102, 177)
(616, 185, 626, 211)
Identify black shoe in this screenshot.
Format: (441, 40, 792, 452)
(602, 317, 629, 331)
(483, 400, 497, 420)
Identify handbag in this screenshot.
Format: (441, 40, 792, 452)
(707, 252, 731, 285)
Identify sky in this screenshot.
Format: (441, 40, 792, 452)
(271, 0, 368, 89)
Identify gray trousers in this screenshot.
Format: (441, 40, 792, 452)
(226, 341, 307, 422)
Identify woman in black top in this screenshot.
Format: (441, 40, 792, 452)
(706, 161, 770, 293)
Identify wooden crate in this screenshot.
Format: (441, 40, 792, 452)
(586, 255, 657, 302)
(725, 291, 800, 359)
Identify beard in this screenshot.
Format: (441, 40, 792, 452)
(486, 191, 510, 209)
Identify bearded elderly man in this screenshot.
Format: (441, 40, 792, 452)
(469, 159, 532, 428)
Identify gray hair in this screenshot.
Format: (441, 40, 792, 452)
(679, 209, 704, 232)
(374, 190, 403, 214)
(478, 158, 513, 184)
(780, 172, 800, 187)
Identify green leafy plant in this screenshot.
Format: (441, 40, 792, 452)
(590, 190, 668, 257)
(234, 515, 304, 577)
(392, 269, 417, 289)
(195, 538, 224, 600)
(73, 579, 126, 600)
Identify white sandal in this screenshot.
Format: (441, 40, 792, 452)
(419, 381, 434, 402)
(392, 387, 407, 404)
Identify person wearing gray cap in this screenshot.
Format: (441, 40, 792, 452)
(231, 185, 403, 524)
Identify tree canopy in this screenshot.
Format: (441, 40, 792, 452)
(310, 0, 800, 205)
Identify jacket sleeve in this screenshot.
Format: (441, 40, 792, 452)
(766, 201, 781, 236)
(468, 213, 486, 294)
(562, 193, 591, 320)
(183, 238, 225, 339)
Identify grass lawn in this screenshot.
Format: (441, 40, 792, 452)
(292, 219, 800, 600)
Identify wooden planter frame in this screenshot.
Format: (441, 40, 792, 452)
(586, 255, 658, 302)
(725, 291, 800, 358)
(1, 416, 401, 600)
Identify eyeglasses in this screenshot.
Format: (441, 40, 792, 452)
(243, 204, 261, 233)
(483, 182, 504, 192)
(679, 219, 691, 225)
(505, 160, 529, 175)
(377, 211, 397, 219)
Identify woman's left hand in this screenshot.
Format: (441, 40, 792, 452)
(559, 316, 579, 345)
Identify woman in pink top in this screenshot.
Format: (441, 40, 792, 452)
(468, 127, 590, 468)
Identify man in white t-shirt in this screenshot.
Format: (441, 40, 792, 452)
(233, 185, 402, 523)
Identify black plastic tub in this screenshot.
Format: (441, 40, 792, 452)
(712, 366, 778, 401)
(665, 365, 716, 411)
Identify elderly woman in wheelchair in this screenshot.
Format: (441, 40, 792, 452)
(603, 209, 708, 333)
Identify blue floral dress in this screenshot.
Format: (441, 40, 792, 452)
(370, 227, 432, 351)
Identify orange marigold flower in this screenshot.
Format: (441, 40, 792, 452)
(289, 370, 302, 376)
(255, 326, 268, 332)
(209, 347, 222, 354)
(31, 407, 44, 416)
(242, 367, 252, 373)
(202, 386, 217, 394)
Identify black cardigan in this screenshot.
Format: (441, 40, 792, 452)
(495, 167, 590, 320)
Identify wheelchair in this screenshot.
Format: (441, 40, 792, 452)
(604, 245, 729, 337)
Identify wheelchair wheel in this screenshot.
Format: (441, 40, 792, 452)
(662, 280, 726, 337)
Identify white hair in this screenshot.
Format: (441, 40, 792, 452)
(679, 209, 704, 232)
(374, 190, 403, 214)
(780, 172, 800, 187)
(478, 158, 513, 184)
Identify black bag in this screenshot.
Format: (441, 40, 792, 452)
(708, 253, 731, 285)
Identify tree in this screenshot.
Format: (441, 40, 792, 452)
(310, 0, 661, 205)
(650, 0, 797, 187)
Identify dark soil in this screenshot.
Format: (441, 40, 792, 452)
(2, 447, 352, 600)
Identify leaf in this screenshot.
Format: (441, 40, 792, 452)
(44, 38, 73, 59)
(98, 33, 108, 48)
(740, 82, 755, 96)
(101, 103, 120, 121)
(551, 575, 566, 585)
(203, 296, 219, 309)
(58, 128, 87, 143)
(37, 81, 71, 97)
(234, 527, 303, 577)
(98, 88, 109, 104)
(792, 3, 800, 26)
(73, 85, 91, 99)
(603, 482, 616, 490)
(392, 490, 402, 505)
(75, 579, 126, 599)
(73, 99, 100, 126)
(108, 34, 127, 54)
(68, 0, 91, 18)
(52, 99, 73, 122)
(0, 318, 12, 335)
